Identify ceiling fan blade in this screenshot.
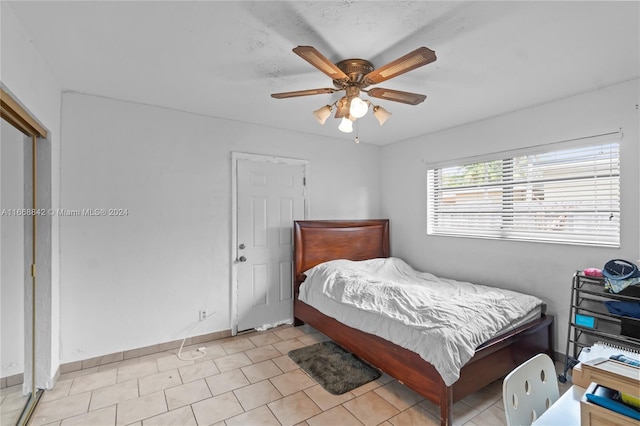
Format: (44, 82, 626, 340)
(367, 88, 427, 105)
(271, 88, 336, 99)
(292, 46, 349, 82)
(364, 47, 436, 85)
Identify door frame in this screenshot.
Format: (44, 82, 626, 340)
(1, 85, 51, 425)
(230, 152, 310, 335)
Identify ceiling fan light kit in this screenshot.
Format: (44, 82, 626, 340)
(373, 105, 392, 126)
(338, 117, 354, 133)
(313, 105, 333, 125)
(349, 96, 368, 118)
(272, 45, 436, 139)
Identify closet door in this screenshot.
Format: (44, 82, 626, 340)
(0, 88, 48, 425)
(0, 118, 31, 424)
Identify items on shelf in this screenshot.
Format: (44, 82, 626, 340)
(602, 259, 640, 280)
(602, 259, 640, 294)
(559, 271, 640, 383)
(609, 353, 640, 368)
(584, 268, 603, 277)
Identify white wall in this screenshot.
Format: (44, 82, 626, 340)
(59, 93, 381, 363)
(1, 3, 62, 389)
(381, 79, 640, 355)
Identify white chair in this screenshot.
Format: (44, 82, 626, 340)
(502, 353, 560, 426)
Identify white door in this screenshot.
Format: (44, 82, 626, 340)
(236, 158, 306, 331)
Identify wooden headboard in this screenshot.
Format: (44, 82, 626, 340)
(293, 219, 390, 294)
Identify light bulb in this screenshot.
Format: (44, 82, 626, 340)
(313, 105, 332, 125)
(338, 117, 353, 133)
(373, 105, 391, 125)
(349, 97, 368, 118)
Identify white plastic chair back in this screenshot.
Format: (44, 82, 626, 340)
(502, 353, 560, 426)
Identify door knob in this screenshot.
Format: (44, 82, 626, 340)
(239, 243, 245, 249)
(239, 256, 247, 262)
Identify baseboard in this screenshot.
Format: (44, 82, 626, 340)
(553, 350, 565, 363)
(1, 329, 233, 390)
(0, 373, 24, 389)
(58, 328, 232, 375)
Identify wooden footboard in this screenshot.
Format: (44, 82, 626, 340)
(295, 298, 553, 426)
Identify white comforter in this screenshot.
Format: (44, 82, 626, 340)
(299, 257, 544, 386)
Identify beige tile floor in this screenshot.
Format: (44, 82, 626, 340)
(1, 385, 30, 425)
(1, 325, 571, 426)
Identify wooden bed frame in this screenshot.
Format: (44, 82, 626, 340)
(293, 219, 554, 426)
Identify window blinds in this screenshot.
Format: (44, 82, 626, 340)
(426, 135, 620, 247)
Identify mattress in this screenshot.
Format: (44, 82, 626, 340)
(299, 257, 545, 386)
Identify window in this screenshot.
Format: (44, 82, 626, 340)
(426, 134, 621, 247)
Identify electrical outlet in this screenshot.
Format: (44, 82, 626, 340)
(199, 310, 207, 321)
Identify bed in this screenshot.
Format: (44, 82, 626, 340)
(293, 219, 554, 426)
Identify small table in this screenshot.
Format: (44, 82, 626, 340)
(532, 385, 586, 425)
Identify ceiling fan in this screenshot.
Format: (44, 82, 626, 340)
(271, 45, 437, 134)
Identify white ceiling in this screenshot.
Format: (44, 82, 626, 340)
(6, 1, 639, 145)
